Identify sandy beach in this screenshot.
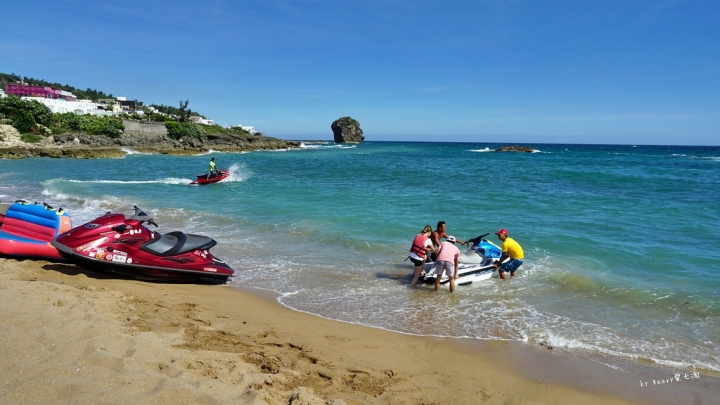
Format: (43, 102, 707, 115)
(1, 258, 717, 405)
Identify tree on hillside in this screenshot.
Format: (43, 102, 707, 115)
(0, 73, 113, 102)
(0, 73, 22, 89)
(178, 99, 190, 122)
(0, 95, 53, 128)
(147, 103, 205, 120)
(12, 110, 36, 133)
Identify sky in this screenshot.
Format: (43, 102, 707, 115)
(2, 0, 719, 145)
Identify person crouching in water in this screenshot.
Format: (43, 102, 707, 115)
(434, 235, 460, 293)
(408, 225, 435, 287)
(494, 228, 524, 279)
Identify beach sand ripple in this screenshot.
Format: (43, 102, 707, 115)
(2, 258, 715, 405)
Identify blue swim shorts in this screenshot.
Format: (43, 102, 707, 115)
(500, 259, 524, 273)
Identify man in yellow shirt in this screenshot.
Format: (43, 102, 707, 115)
(207, 157, 219, 180)
(494, 228, 524, 279)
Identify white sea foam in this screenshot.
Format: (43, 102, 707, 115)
(222, 163, 251, 182)
(120, 147, 153, 155)
(65, 178, 192, 185)
(300, 143, 356, 150)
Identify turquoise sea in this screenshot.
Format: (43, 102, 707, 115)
(2, 141, 719, 376)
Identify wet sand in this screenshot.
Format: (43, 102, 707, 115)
(1, 257, 717, 404)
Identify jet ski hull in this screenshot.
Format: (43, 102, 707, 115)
(418, 237, 503, 286)
(53, 246, 232, 284)
(190, 170, 229, 185)
(51, 207, 234, 285)
(420, 262, 498, 286)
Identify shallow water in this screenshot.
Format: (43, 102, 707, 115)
(2, 141, 719, 375)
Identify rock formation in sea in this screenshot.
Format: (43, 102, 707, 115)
(331, 116, 364, 143)
(495, 145, 535, 153)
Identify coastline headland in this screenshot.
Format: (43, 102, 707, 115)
(0, 122, 301, 159)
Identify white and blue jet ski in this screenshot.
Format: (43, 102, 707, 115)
(420, 233, 502, 286)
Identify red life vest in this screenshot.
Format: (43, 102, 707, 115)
(409, 234, 429, 258)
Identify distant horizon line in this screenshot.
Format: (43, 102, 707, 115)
(282, 138, 719, 147)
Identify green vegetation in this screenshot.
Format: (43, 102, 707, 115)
(12, 110, 36, 133)
(165, 121, 206, 140)
(1, 72, 114, 101)
(177, 99, 191, 122)
(0, 73, 254, 141)
(0, 95, 123, 137)
(130, 110, 169, 122)
(52, 113, 124, 138)
(0, 73, 22, 92)
(0, 95, 53, 136)
(1, 72, 213, 121)
(150, 102, 204, 120)
(0, 96, 53, 127)
(0, 72, 114, 101)
(0, 93, 251, 142)
(204, 124, 251, 136)
(336, 116, 359, 127)
(20, 133, 43, 143)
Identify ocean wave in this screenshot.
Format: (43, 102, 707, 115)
(222, 163, 251, 182)
(300, 143, 356, 150)
(120, 147, 154, 155)
(66, 178, 192, 185)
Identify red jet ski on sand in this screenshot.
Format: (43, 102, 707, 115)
(190, 169, 229, 185)
(51, 206, 234, 284)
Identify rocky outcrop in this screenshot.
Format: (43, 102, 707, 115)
(0, 123, 301, 159)
(495, 145, 536, 153)
(122, 120, 169, 137)
(331, 117, 364, 143)
(0, 146, 126, 159)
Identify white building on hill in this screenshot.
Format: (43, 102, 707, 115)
(23, 97, 103, 115)
(189, 116, 215, 125)
(236, 124, 256, 134)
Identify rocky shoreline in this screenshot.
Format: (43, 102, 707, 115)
(0, 123, 301, 159)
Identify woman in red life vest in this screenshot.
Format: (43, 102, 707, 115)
(408, 225, 435, 287)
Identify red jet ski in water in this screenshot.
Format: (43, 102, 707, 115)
(190, 169, 229, 185)
(51, 206, 234, 284)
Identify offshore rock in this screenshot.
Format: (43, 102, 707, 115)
(495, 145, 536, 153)
(331, 117, 364, 143)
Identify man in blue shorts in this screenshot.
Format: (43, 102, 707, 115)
(494, 228, 524, 279)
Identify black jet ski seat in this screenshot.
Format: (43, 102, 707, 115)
(141, 231, 217, 256)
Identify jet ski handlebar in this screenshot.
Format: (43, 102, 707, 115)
(462, 233, 493, 252)
(131, 206, 158, 227)
(467, 233, 490, 246)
